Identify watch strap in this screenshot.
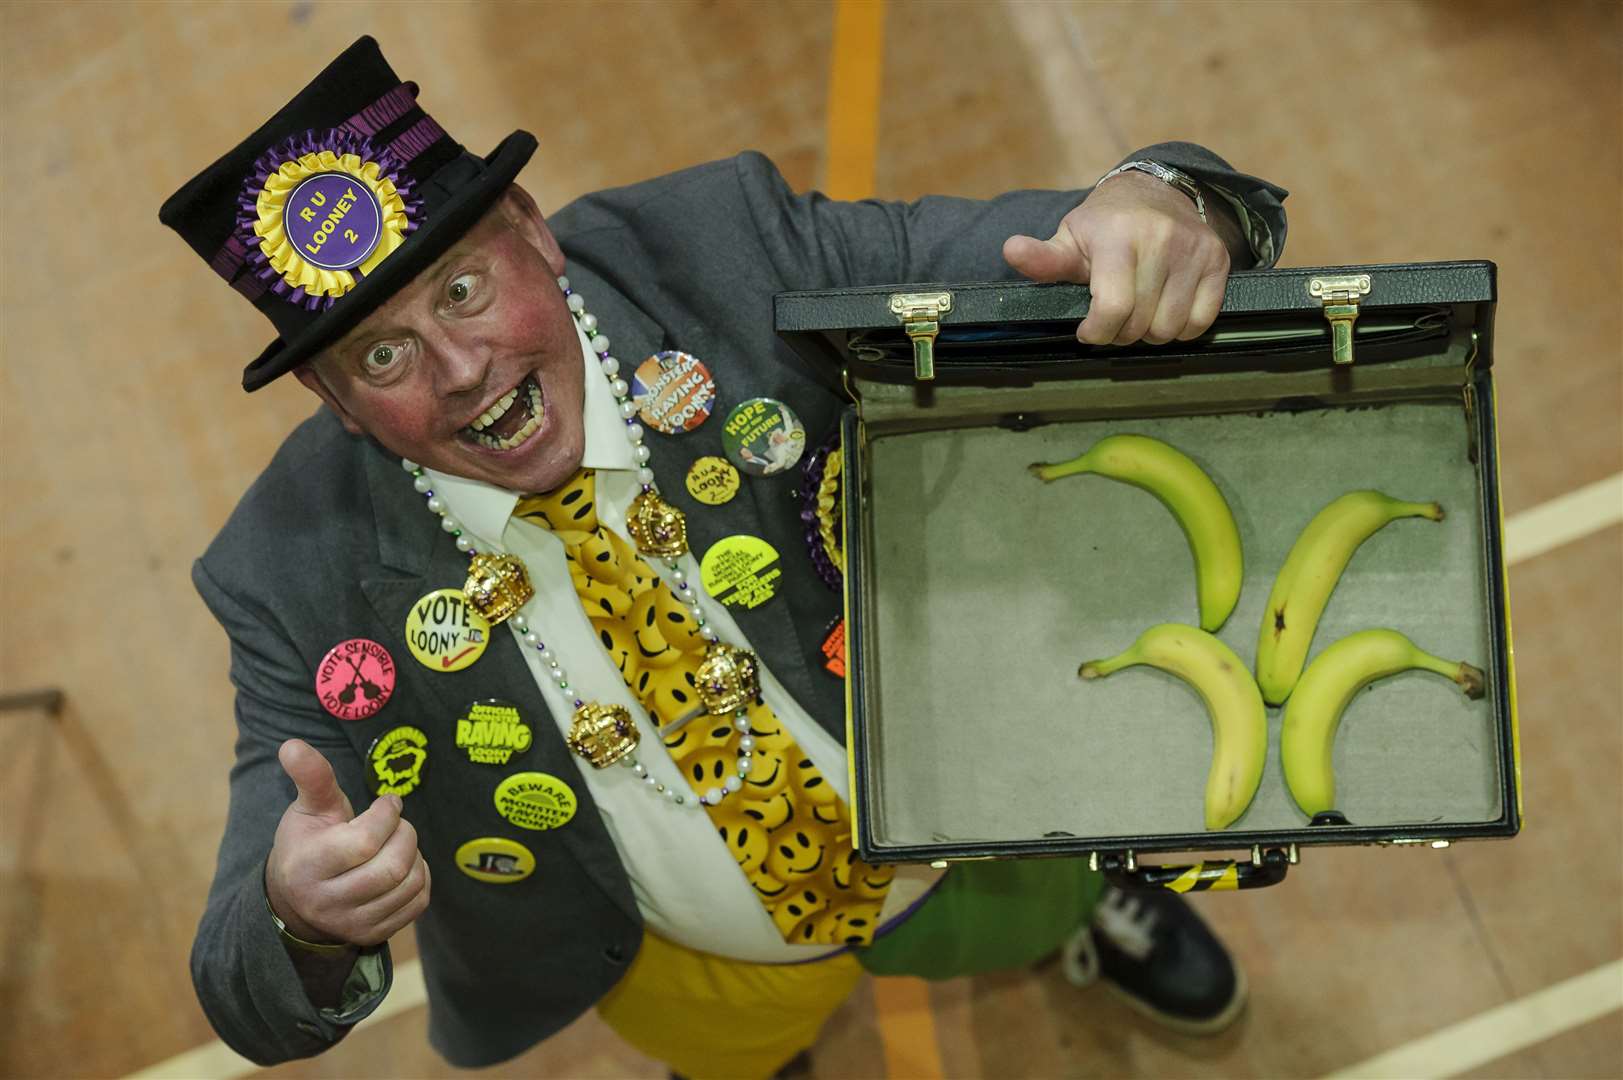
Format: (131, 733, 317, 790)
(265, 887, 353, 956)
(1095, 160, 1208, 223)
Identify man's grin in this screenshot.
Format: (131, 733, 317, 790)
(459, 372, 546, 452)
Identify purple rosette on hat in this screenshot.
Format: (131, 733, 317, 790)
(238, 127, 422, 311)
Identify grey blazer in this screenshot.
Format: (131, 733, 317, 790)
(191, 146, 1288, 1067)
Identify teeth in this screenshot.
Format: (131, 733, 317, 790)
(465, 379, 545, 451)
(468, 386, 522, 432)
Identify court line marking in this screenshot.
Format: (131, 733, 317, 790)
(124, 960, 427, 1079)
(1502, 471, 1622, 565)
(872, 976, 948, 1080)
(1322, 958, 1623, 1079)
(823, 0, 885, 200)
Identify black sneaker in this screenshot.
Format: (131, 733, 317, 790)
(1060, 885, 1247, 1035)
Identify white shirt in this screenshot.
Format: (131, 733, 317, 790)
(425, 320, 939, 963)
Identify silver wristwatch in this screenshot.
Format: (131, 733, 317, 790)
(1094, 160, 1207, 223)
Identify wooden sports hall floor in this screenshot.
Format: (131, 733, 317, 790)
(0, 1, 1618, 1077)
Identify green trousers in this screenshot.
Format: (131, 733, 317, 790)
(857, 857, 1105, 979)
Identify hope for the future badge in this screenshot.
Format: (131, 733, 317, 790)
(723, 398, 806, 476)
(405, 588, 490, 672)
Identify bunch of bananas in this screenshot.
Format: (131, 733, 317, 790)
(1030, 434, 1487, 829)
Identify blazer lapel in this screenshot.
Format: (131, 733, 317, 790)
(359, 443, 640, 924)
(558, 265, 832, 735)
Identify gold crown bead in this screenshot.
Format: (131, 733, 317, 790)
(462, 552, 534, 626)
(567, 703, 640, 769)
(695, 642, 761, 715)
(626, 489, 688, 558)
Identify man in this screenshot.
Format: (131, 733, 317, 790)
(162, 35, 1288, 1076)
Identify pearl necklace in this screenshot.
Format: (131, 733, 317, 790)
(402, 275, 755, 809)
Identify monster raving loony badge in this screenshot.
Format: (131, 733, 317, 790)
(366, 725, 428, 797)
(405, 588, 491, 672)
(456, 700, 533, 765)
(631, 351, 716, 434)
(314, 638, 396, 720)
(700, 535, 783, 609)
(494, 772, 578, 831)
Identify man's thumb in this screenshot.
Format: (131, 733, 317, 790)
(1002, 232, 1090, 284)
(279, 739, 353, 821)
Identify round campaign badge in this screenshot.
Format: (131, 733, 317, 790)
(494, 772, 579, 831)
(314, 638, 396, 721)
(455, 700, 533, 765)
(284, 172, 383, 271)
(722, 398, 807, 476)
(630, 351, 716, 434)
(455, 837, 536, 884)
(405, 588, 490, 672)
(366, 725, 428, 797)
(685, 456, 741, 506)
(699, 535, 783, 609)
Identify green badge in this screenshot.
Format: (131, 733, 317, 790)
(722, 398, 806, 476)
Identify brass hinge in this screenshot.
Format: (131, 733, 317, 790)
(1309, 274, 1372, 365)
(889, 291, 952, 381)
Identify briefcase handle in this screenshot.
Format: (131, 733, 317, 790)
(1094, 845, 1296, 892)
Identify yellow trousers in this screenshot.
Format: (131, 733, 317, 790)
(596, 932, 864, 1080)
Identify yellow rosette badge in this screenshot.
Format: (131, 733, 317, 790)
(243, 130, 417, 307)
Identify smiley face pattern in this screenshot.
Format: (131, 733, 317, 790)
(515, 470, 894, 945)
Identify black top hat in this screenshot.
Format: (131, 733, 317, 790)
(159, 36, 536, 392)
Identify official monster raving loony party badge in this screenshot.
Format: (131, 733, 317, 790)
(241, 129, 419, 310)
(455, 700, 532, 765)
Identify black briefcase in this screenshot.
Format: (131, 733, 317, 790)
(774, 262, 1521, 891)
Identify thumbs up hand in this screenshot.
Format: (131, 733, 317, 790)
(265, 739, 431, 948)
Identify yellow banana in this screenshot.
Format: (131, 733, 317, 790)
(1256, 491, 1444, 705)
(1281, 628, 1486, 818)
(1078, 623, 1266, 830)
(1032, 434, 1243, 632)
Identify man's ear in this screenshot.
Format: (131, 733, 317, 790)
(294, 363, 364, 435)
(498, 183, 566, 277)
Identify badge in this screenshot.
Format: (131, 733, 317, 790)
(699, 535, 783, 609)
(405, 588, 491, 672)
(820, 619, 846, 679)
(686, 456, 740, 506)
(239, 129, 419, 309)
(455, 837, 536, 884)
(722, 398, 806, 476)
(366, 725, 428, 797)
(494, 772, 578, 831)
(631, 351, 717, 434)
(456, 700, 532, 765)
(314, 638, 396, 721)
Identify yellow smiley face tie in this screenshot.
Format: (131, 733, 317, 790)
(514, 469, 893, 946)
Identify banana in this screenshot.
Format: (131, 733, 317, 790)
(1078, 623, 1266, 830)
(1281, 628, 1486, 818)
(1031, 434, 1243, 632)
(1256, 491, 1444, 705)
